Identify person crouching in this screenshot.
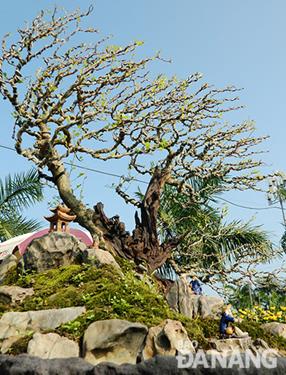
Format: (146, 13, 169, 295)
(219, 304, 235, 339)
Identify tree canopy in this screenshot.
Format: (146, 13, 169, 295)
(0, 7, 270, 273)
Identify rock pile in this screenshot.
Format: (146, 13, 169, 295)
(0, 313, 195, 364)
(166, 276, 223, 319)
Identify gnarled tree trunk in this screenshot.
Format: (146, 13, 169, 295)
(91, 168, 177, 271)
(47, 155, 175, 272)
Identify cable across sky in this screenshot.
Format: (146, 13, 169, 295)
(0, 143, 282, 211)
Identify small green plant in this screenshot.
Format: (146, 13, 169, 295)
(17, 270, 37, 288)
(110, 295, 132, 314)
(61, 320, 82, 334)
(71, 272, 85, 285)
(81, 293, 94, 304)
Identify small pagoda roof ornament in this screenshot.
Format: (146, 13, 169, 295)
(44, 204, 76, 233)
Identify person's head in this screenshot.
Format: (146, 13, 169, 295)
(222, 304, 232, 314)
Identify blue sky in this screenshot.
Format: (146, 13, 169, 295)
(0, 0, 285, 267)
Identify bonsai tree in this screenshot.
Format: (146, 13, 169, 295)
(0, 7, 268, 271)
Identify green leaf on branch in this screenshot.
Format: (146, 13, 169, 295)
(144, 142, 151, 151)
(159, 139, 169, 150)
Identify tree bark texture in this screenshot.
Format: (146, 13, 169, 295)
(47, 157, 173, 272)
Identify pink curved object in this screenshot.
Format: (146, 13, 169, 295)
(18, 228, 93, 256)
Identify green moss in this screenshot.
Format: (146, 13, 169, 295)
(46, 286, 83, 308)
(114, 256, 136, 273)
(2, 263, 176, 334)
(3, 262, 286, 353)
(2, 266, 19, 285)
(7, 333, 33, 355)
(20, 264, 83, 292)
(55, 266, 178, 339)
(176, 317, 219, 349)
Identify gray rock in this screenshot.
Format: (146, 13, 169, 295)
(0, 254, 17, 283)
(0, 285, 34, 305)
(142, 319, 195, 360)
(0, 354, 93, 375)
(253, 338, 270, 350)
(166, 276, 223, 319)
(27, 332, 79, 359)
(0, 335, 26, 354)
(23, 232, 87, 272)
(0, 354, 285, 374)
(234, 326, 249, 338)
(81, 248, 121, 271)
(83, 319, 148, 365)
(262, 322, 286, 339)
(209, 337, 253, 353)
(248, 338, 279, 358)
(0, 306, 86, 339)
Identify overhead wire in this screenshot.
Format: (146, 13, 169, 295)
(0, 143, 282, 211)
(217, 196, 281, 211)
(0, 143, 148, 184)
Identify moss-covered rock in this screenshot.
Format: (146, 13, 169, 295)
(2, 263, 177, 339)
(7, 333, 33, 355)
(2, 262, 286, 353)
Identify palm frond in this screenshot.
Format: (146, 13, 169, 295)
(0, 169, 43, 242)
(158, 176, 273, 274)
(184, 175, 227, 202)
(215, 220, 272, 261)
(0, 169, 43, 214)
(0, 215, 42, 241)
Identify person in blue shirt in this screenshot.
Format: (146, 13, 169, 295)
(219, 304, 235, 338)
(190, 276, 203, 295)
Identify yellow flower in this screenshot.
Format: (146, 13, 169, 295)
(239, 309, 246, 314)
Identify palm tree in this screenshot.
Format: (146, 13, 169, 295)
(226, 284, 255, 310)
(266, 174, 286, 250)
(156, 176, 273, 281)
(0, 169, 43, 241)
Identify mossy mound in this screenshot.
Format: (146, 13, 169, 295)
(2, 263, 286, 352)
(3, 263, 177, 339)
